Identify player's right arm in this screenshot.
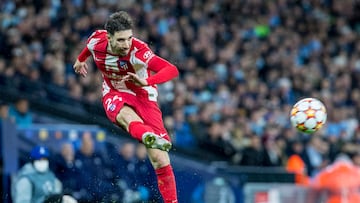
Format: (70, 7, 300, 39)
(73, 59, 89, 77)
(73, 30, 102, 77)
(73, 46, 90, 77)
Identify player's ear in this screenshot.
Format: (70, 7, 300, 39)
(107, 33, 111, 40)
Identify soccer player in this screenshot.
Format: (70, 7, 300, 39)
(73, 11, 178, 202)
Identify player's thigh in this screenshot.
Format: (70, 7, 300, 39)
(102, 91, 141, 130)
(116, 105, 143, 130)
(146, 148, 170, 169)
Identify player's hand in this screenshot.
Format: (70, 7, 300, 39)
(73, 59, 88, 77)
(126, 72, 148, 86)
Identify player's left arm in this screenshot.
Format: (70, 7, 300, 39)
(146, 55, 179, 85)
(127, 55, 179, 86)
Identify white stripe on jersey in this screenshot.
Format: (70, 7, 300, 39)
(104, 55, 119, 71)
(87, 38, 99, 56)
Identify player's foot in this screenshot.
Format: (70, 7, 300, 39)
(142, 132, 172, 152)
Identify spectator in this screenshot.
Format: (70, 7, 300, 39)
(110, 142, 140, 203)
(74, 133, 115, 202)
(302, 136, 330, 177)
(8, 98, 33, 128)
(134, 143, 161, 202)
(109, 142, 160, 203)
(286, 140, 310, 186)
(51, 142, 81, 198)
(262, 136, 284, 167)
(239, 134, 266, 166)
(111, 141, 136, 186)
(0, 101, 10, 121)
(198, 121, 236, 160)
(172, 108, 197, 150)
(11, 146, 63, 203)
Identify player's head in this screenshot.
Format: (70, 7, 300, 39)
(105, 11, 134, 56)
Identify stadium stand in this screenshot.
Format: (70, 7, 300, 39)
(1, 0, 360, 202)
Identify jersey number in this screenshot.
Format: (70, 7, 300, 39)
(105, 96, 122, 111)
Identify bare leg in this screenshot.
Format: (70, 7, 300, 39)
(116, 105, 143, 131)
(115, 105, 177, 202)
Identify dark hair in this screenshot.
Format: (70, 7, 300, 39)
(104, 11, 133, 35)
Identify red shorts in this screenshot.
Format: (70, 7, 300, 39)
(102, 89, 170, 140)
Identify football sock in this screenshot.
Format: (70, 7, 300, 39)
(155, 164, 178, 203)
(128, 121, 154, 142)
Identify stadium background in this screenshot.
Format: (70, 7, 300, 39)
(1, 0, 360, 202)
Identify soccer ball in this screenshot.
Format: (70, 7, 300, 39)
(290, 98, 327, 134)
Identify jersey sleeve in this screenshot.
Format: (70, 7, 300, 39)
(131, 40, 179, 85)
(77, 46, 91, 62)
(77, 30, 106, 62)
(133, 43, 156, 65)
(146, 55, 179, 85)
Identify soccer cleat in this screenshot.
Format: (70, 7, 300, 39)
(142, 132, 172, 152)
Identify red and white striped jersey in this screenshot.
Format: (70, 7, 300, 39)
(84, 30, 166, 101)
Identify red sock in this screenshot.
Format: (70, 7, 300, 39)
(128, 121, 154, 142)
(156, 164, 178, 203)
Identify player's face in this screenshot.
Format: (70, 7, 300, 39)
(108, 30, 133, 56)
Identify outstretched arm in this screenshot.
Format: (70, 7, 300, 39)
(73, 47, 91, 77)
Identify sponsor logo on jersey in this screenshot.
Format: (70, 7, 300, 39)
(143, 50, 153, 59)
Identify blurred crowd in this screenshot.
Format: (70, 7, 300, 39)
(1, 0, 360, 180)
(13, 135, 160, 203)
(48, 135, 160, 202)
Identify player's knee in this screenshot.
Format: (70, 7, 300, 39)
(116, 106, 142, 129)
